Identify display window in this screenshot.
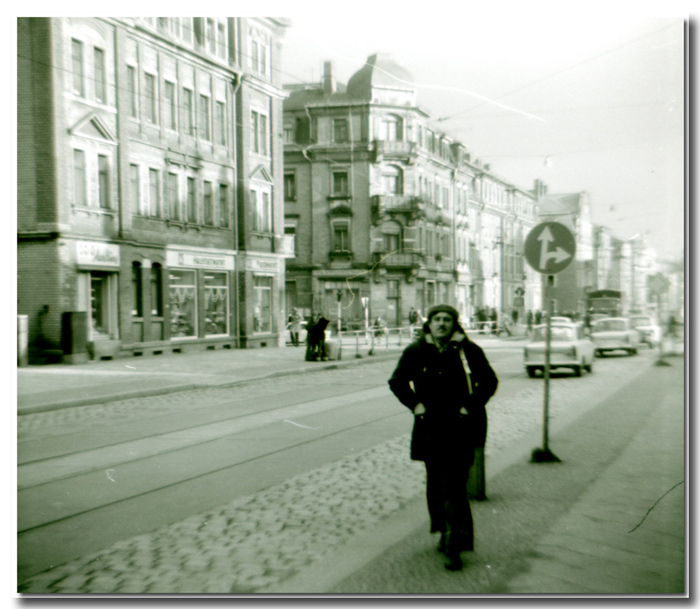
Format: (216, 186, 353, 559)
(169, 270, 197, 338)
(253, 276, 272, 333)
(204, 272, 228, 336)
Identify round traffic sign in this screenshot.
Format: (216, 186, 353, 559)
(524, 222, 576, 274)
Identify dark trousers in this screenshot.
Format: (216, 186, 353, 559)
(425, 454, 475, 553)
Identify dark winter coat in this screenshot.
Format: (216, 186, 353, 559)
(388, 326, 498, 461)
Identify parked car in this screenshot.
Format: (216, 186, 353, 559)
(628, 315, 662, 348)
(590, 317, 639, 356)
(550, 316, 573, 324)
(524, 323, 595, 378)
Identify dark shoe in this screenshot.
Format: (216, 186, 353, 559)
(444, 552, 463, 571)
(437, 533, 448, 555)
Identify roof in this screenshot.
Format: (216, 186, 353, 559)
(346, 53, 415, 99)
(538, 192, 585, 216)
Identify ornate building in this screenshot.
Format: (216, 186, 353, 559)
(283, 55, 540, 331)
(17, 17, 290, 363)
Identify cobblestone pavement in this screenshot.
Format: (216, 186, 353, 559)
(18, 352, 655, 594)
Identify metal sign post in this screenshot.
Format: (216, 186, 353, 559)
(524, 222, 576, 464)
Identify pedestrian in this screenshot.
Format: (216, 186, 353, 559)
(534, 309, 542, 325)
(526, 310, 533, 334)
(388, 304, 498, 571)
(289, 308, 303, 347)
(305, 313, 329, 361)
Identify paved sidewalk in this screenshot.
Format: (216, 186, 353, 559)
(16, 334, 525, 415)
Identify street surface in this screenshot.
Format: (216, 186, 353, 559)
(17, 343, 683, 594)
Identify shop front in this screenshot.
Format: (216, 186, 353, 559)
(75, 240, 122, 360)
(241, 254, 284, 348)
(165, 246, 237, 350)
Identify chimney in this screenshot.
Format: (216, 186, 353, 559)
(323, 61, 336, 94)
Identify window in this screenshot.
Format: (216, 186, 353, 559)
(98, 154, 110, 209)
(250, 37, 270, 75)
(187, 177, 197, 223)
(283, 122, 295, 144)
(333, 119, 348, 143)
(71, 39, 84, 96)
(127, 66, 138, 117)
(204, 272, 228, 335)
(183, 88, 194, 135)
(332, 221, 350, 251)
(332, 171, 349, 197)
(284, 224, 297, 256)
(251, 186, 272, 232)
(164, 81, 177, 130)
(199, 95, 211, 141)
(284, 173, 296, 201)
(94, 47, 106, 103)
(219, 183, 229, 227)
(215, 101, 226, 146)
(167, 173, 179, 220)
(388, 280, 399, 299)
(253, 276, 272, 333)
(383, 167, 402, 195)
(73, 149, 86, 206)
(251, 110, 268, 155)
(169, 270, 197, 338)
(217, 22, 227, 59)
(130, 164, 143, 215)
(207, 19, 216, 54)
(144, 73, 157, 123)
(151, 264, 163, 316)
(149, 168, 160, 217)
(383, 116, 401, 141)
(132, 262, 143, 317)
(203, 181, 214, 226)
(384, 233, 400, 253)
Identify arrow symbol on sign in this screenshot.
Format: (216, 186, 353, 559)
(538, 226, 572, 270)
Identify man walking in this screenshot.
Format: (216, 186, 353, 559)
(388, 304, 498, 570)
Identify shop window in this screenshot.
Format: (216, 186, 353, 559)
(132, 262, 143, 317)
(253, 276, 272, 333)
(169, 270, 197, 338)
(151, 264, 163, 316)
(204, 272, 228, 335)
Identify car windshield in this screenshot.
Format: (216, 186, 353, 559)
(594, 320, 626, 332)
(629, 317, 652, 328)
(533, 327, 574, 342)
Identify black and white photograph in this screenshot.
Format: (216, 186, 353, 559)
(14, 4, 688, 598)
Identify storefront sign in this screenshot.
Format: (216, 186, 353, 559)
(167, 250, 235, 270)
(76, 241, 120, 267)
(246, 257, 280, 273)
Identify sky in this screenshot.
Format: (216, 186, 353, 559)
(278, 7, 688, 261)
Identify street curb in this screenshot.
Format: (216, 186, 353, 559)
(16, 350, 403, 416)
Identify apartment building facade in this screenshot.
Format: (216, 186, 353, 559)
(17, 17, 289, 362)
(283, 55, 541, 331)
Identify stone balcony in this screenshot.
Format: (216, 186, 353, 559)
(373, 139, 418, 164)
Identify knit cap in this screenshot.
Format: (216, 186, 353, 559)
(426, 304, 460, 322)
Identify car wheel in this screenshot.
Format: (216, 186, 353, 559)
(526, 366, 537, 378)
(573, 365, 582, 377)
